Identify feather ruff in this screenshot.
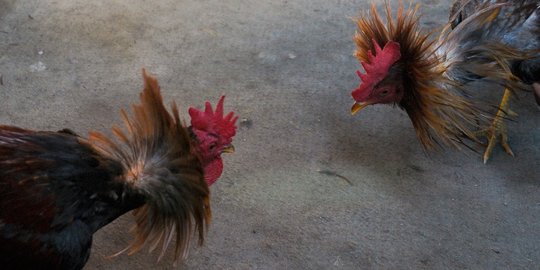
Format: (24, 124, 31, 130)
(353, 2, 532, 149)
(88, 69, 210, 262)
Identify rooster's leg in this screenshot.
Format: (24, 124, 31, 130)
(475, 88, 517, 164)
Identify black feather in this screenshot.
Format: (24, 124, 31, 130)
(0, 126, 145, 270)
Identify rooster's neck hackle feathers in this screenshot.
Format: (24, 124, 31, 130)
(88, 69, 210, 262)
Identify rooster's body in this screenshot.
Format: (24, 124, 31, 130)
(351, 0, 539, 162)
(0, 127, 145, 269)
(0, 70, 237, 269)
(448, 0, 540, 95)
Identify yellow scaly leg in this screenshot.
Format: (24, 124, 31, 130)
(476, 88, 517, 164)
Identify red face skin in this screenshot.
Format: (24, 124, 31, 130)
(353, 66, 405, 106)
(191, 129, 233, 186)
(351, 40, 404, 110)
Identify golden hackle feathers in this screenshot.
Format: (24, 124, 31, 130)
(354, 2, 477, 149)
(88, 69, 211, 262)
(353, 1, 530, 149)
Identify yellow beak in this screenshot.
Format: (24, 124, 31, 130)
(221, 144, 235, 154)
(351, 102, 369, 115)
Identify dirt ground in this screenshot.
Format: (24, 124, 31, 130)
(0, 0, 539, 269)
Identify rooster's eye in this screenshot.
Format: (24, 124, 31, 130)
(209, 143, 217, 151)
(380, 90, 389, 97)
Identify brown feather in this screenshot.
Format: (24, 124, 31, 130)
(88, 69, 210, 262)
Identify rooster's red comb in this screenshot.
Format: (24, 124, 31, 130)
(189, 96, 238, 140)
(352, 39, 401, 101)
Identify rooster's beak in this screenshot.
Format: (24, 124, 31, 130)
(221, 144, 235, 154)
(351, 102, 369, 115)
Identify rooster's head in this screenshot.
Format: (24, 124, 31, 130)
(351, 39, 403, 114)
(189, 96, 238, 185)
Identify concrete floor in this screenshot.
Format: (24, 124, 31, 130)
(1, 0, 539, 269)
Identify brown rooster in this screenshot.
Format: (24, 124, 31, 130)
(0, 69, 238, 269)
(350, 0, 539, 163)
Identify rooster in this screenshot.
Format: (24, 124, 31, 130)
(350, 0, 539, 163)
(0, 69, 238, 269)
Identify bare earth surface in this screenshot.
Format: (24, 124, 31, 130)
(0, 0, 539, 269)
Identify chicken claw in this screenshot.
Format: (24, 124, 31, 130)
(475, 88, 517, 164)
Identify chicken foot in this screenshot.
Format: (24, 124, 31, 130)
(475, 88, 517, 164)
